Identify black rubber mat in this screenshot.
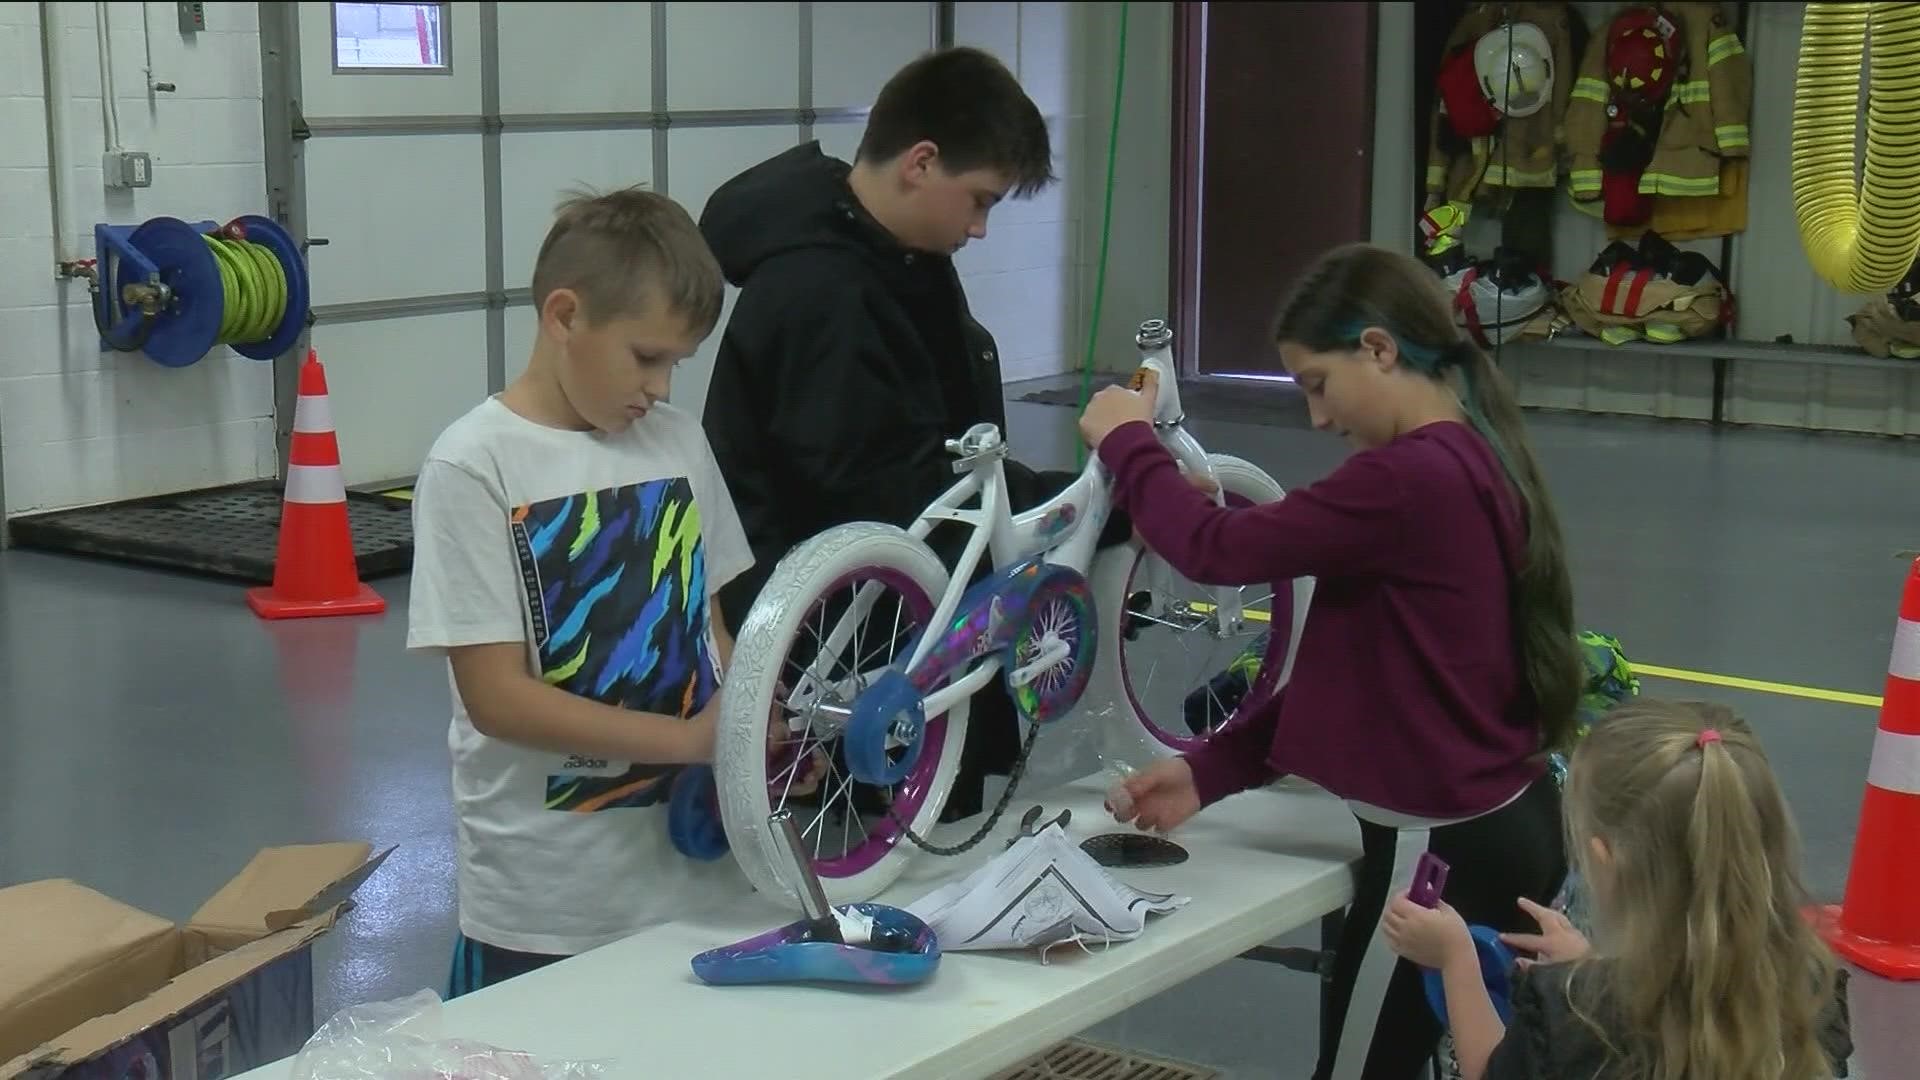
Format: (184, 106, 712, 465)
(1013, 378, 1125, 406)
(7, 481, 414, 584)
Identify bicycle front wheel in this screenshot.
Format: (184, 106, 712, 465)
(1087, 453, 1311, 759)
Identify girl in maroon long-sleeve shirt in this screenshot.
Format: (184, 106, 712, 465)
(1079, 244, 1586, 1080)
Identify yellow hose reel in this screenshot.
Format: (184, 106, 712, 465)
(1792, 2, 1920, 295)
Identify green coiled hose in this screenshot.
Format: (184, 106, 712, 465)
(203, 233, 289, 345)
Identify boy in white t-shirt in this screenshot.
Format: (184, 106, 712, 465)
(406, 186, 756, 995)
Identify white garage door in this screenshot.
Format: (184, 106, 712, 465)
(269, 1, 937, 488)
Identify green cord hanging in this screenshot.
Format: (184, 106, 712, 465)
(203, 233, 289, 346)
(1074, 1, 1130, 468)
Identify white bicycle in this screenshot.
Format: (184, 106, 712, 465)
(714, 319, 1317, 904)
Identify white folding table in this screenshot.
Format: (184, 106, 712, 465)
(235, 774, 1363, 1080)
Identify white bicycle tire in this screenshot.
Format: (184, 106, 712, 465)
(1085, 453, 1314, 762)
(715, 521, 971, 906)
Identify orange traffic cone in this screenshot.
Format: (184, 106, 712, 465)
(246, 350, 387, 620)
(1817, 556, 1920, 980)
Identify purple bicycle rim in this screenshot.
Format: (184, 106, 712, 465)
(1119, 490, 1295, 753)
(796, 565, 943, 879)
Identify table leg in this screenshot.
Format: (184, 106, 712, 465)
(1319, 908, 1344, 1062)
(1710, 354, 1731, 429)
(1236, 908, 1347, 1065)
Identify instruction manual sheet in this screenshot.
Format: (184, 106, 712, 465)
(906, 823, 1189, 958)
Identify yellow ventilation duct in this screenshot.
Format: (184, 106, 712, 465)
(1792, 2, 1920, 294)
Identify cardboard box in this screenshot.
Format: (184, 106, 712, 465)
(0, 843, 392, 1080)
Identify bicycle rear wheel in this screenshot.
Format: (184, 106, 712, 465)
(715, 523, 970, 905)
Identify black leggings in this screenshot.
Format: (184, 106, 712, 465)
(1315, 774, 1567, 1080)
(447, 933, 563, 998)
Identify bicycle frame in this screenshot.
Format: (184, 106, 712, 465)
(795, 323, 1248, 732)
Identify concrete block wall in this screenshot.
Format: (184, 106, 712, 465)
(0, 1, 274, 517)
(0, 2, 1178, 508)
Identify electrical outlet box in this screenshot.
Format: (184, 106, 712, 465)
(177, 2, 205, 32)
(104, 151, 154, 189)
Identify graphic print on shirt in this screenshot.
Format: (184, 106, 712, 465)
(509, 477, 716, 813)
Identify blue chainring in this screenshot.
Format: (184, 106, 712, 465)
(844, 669, 927, 787)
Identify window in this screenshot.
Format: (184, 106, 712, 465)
(332, 3, 451, 72)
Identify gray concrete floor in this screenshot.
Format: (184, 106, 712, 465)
(2, 385, 1911, 1078)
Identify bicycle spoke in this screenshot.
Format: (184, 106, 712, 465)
(801, 765, 849, 842)
(1129, 609, 1205, 633)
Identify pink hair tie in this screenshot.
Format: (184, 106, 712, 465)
(1696, 729, 1723, 748)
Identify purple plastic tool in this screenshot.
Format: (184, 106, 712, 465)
(1406, 851, 1520, 1028)
(1409, 851, 1450, 909)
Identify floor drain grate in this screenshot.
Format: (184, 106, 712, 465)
(991, 1039, 1218, 1080)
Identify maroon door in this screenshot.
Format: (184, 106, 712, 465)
(1173, 2, 1379, 376)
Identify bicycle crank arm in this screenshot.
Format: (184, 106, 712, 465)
(919, 659, 1000, 717)
(1006, 637, 1072, 689)
(899, 557, 1092, 695)
(808, 658, 999, 731)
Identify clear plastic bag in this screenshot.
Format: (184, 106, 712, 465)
(1019, 699, 1112, 790)
(290, 990, 607, 1080)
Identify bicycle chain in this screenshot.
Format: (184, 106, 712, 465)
(865, 592, 1227, 858)
(880, 715, 1044, 857)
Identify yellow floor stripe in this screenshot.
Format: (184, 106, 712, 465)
(381, 488, 413, 501)
(1632, 664, 1882, 709)
(1184, 603, 1880, 708)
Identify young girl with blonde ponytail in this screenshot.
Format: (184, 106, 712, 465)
(1385, 699, 1852, 1079)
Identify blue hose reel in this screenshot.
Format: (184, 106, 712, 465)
(92, 215, 310, 369)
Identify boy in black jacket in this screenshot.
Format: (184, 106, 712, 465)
(699, 47, 1126, 820)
